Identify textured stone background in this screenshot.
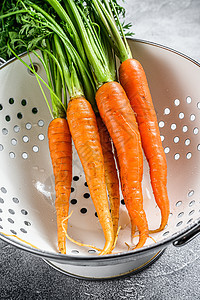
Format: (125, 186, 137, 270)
(1, 1, 200, 299)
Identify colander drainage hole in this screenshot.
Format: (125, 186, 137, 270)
(23, 136, 29, 143)
(186, 96, 192, 104)
(1, 187, 7, 194)
(73, 176, 79, 181)
(0, 144, 4, 151)
(176, 201, 182, 207)
(0, 104, 3, 110)
(179, 112, 184, 119)
(70, 199, 77, 205)
(11, 138, 17, 146)
(38, 120, 44, 127)
(13, 197, 19, 204)
(0, 198, 4, 203)
(174, 153, 180, 160)
(164, 108, 170, 115)
(32, 146, 39, 153)
(186, 152, 192, 159)
(38, 134, 45, 141)
(158, 121, 165, 128)
(80, 208, 87, 214)
(171, 123, 177, 130)
(24, 221, 31, 226)
(2, 128, 8, 135)
(13, 125, 20, 133)
(174, 136, 179, 143)
(20, 228, 27, 233)
(0, 225, 3, 229)
(21, 209, 28, 215)
(32, 107, 38, 114)
(25, 123, 32, 130)
(88, 249, 96, 253)
(174, 99, 180, 106)
(176, 221, 183, 227)
(0, 208, 3, 213)
(193, 127, 199, 135)
(17, 112, 23, 119)
(190, 114, 196, 121)
(164, 147, 170, 154)
(9, 152, 15, 159)
(189, 210, 195, 216)
(185, 139, 190, 146)
(182, 125, 188, 133)
(121, 199, 125, 205)
(9, 98, 14, 105)
(188, 190, 194, 197)
(21, 99, 27, 106)
(83, 193, 90, 199)
(8, 209, 15, 215)
(178, 212, 184, 218)
(71, 250, 79, 254)
(84, 182, 88, 187)
(5, 115, 11, 122)
(22, 152, 28, 159)
(189, 200, 195, 207)
(71, 187, 75, 193)
(8, 218, 14, 224)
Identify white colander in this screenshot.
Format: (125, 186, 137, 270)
(0, 39, 200, 279)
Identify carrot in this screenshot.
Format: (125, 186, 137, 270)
(96, 115, 120, 239)
(88, 0, 170, 233)
(119, 59, 170, 232)
(48, 118, 72, 254)
(96, 81, 149, 249)
(67, 97, 114, 255)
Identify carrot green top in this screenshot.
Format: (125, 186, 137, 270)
(46, 0, 114, 89)
(0, 0, 98, 116)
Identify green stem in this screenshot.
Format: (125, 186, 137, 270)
(54, 34, 84, 99)
(0, 9, 27, 20)
(45, 0, 88, 66)
(92, 0, 132, 62)
(109, 0, 132, 59)
(64, 0, 113, 85)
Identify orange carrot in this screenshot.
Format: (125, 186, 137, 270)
(119, 58, 170, 232)
(96, 115, 120, 239)
(48, 118, 72, 254)
(96, 81, 149, 249)
(67, 97, 114, 255)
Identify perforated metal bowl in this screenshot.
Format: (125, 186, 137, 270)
(0, 39, 200, 279)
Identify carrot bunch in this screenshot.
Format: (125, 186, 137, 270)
(1, 0, 170, 255)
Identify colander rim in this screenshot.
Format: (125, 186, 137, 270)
(0, 38, 200, 263)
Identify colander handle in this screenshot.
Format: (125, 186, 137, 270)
(173, 222, 200, 247)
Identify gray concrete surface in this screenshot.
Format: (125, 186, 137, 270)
(1, 0, 200, 299)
